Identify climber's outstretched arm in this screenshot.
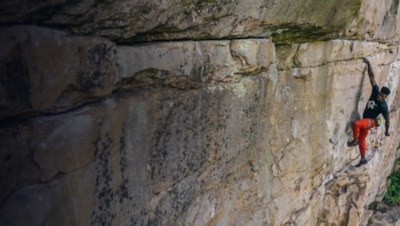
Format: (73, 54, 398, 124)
(362, 58, 377, 87)
(383, 114, 390, 136)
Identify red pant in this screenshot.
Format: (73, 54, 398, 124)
(352, 118, 376, 155)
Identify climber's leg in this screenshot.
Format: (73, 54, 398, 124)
(348, 119, 370, 147)
(358, 128, 369, 156)
(354, 119, 376, 167)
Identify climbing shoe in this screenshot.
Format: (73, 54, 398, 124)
(347, 139, 359, 147)
(355, 159, 368, 167)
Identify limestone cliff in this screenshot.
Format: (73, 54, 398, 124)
(0, 0, 400, 225)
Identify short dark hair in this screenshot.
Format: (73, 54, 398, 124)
(381, 86, 391, 95)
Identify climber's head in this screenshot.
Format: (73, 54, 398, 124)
(381, 87, 391, 95)
(377, 87, 390, 101)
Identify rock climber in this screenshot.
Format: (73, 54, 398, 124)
(347, 58, 390, 167)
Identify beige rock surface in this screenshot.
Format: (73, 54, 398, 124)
(0, 0, 398, 43)
(1, 1, 400, 226)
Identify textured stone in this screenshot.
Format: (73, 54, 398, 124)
(0, 75, 274, 225)
(0, 26, 116, 119)
(369, 203, 400, 225)
(0, 0, 397, 43)
(116, 39, 274, 87)
(346, 0, 400, 41)
(1, 1, 400, 225)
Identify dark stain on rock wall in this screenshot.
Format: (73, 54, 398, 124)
(75, 43, 114, 92)
(116, 128, 133, 205)
(390, 0, 399, 14)
(145, 78, 267, 222)
(150, 92, 207, 183)
(91, 131, 115, 226)
(0, 45, 31, 115)
(152, 178, 197, 225)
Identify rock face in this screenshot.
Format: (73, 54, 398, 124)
(1, 1, 400, 225)
(0, 26, 117, 118)
(369, 203, 400, 225)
